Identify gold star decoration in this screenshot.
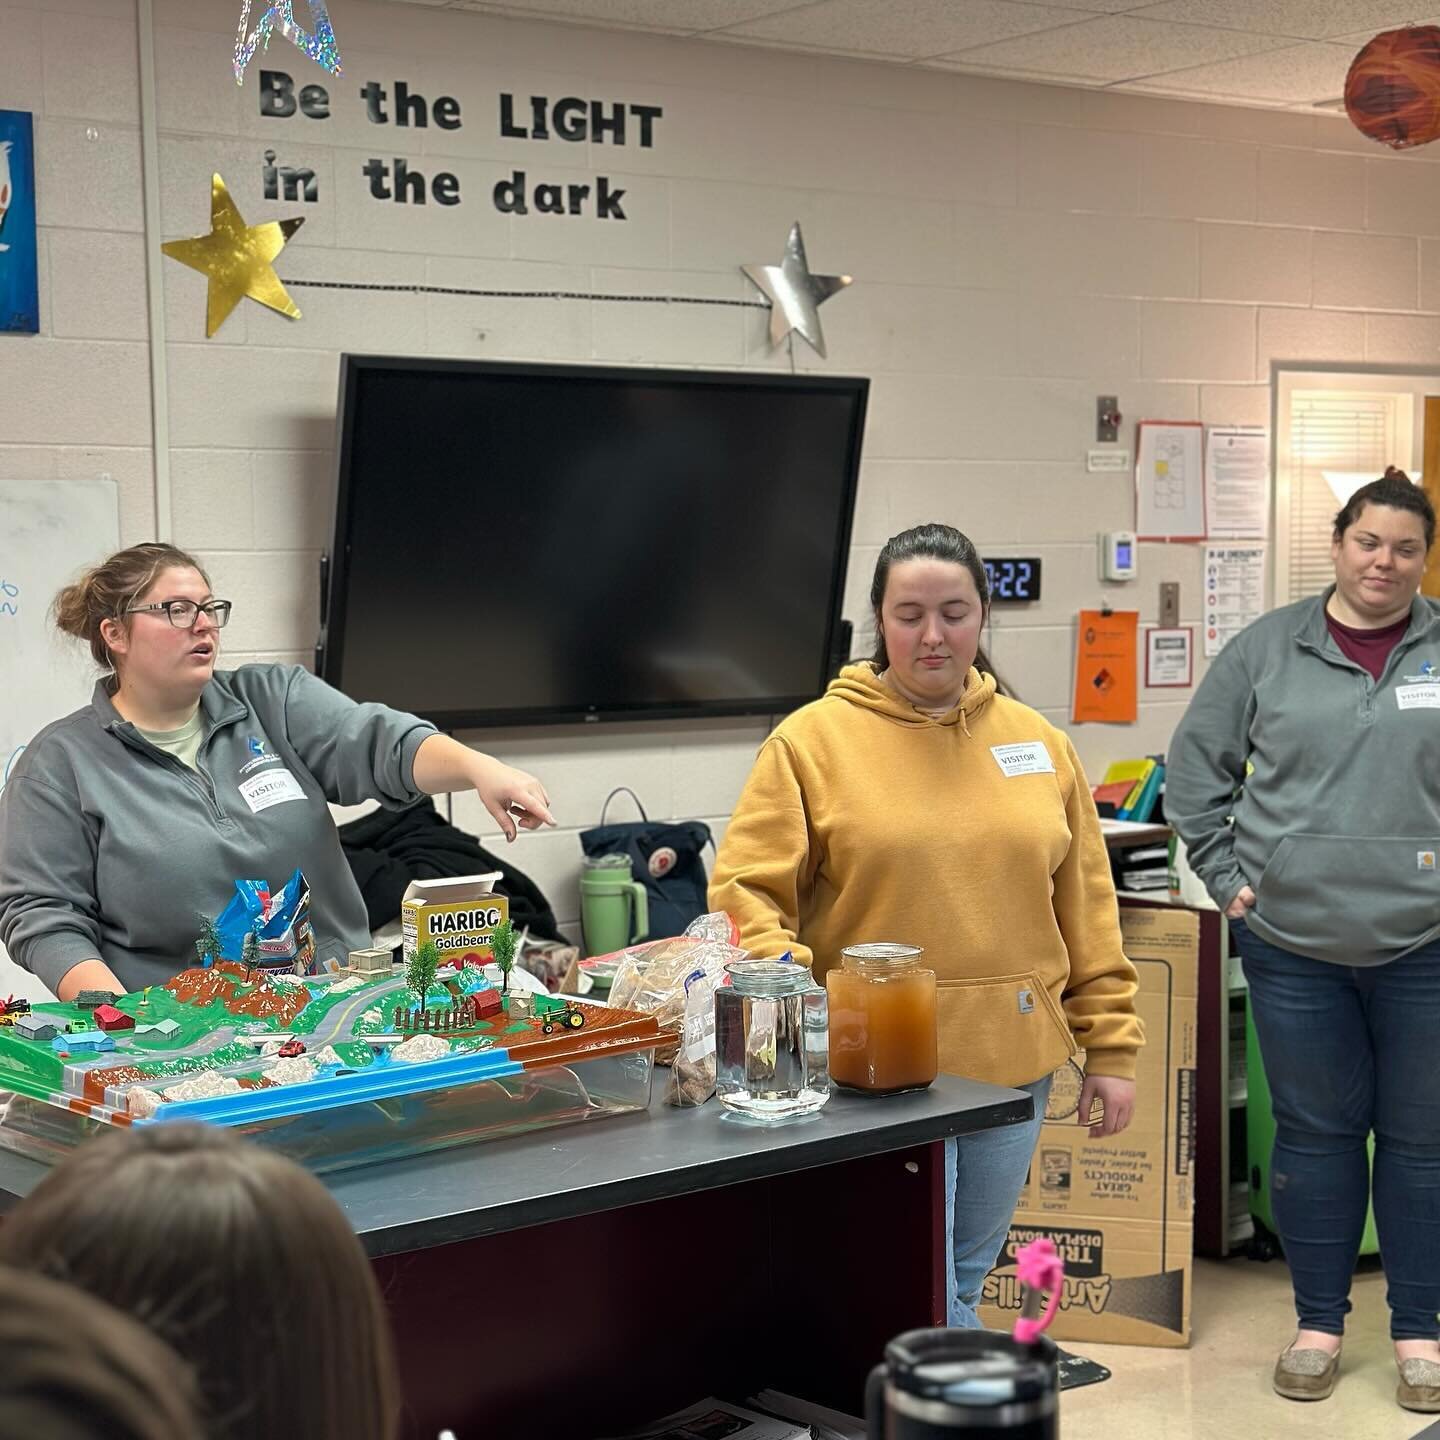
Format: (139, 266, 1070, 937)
(742, 222, 852, 359)
(161, 174, 305, 338)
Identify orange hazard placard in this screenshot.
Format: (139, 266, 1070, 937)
(1072, 610, 1138, 724)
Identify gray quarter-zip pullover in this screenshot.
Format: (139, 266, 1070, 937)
(0, 665, 436, 993)
(1166, 588, 1440, 966)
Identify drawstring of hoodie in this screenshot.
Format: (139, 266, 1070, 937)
(829, 661, 997, 733)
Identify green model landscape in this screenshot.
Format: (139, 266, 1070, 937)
(0, 956, 658, 1124)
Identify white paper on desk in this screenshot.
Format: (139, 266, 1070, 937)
(1099, 818, 1167, 836)
(1204, 427, 1269, 540)
(602, 1397, 808, 1440)
(749, 1389, 865, 1440)
(1136, 421, 1205, 540)
(1203, 545, 1266, 657)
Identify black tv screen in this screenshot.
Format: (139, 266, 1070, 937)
(319, 357, 868, 728)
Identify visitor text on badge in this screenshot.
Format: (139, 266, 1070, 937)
(1397, 685, 1440, 711)
(990, 742, 1055, 777)
(238, 769, 307, 813)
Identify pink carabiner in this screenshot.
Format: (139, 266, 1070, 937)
(1012, 1237, 1064, 1344)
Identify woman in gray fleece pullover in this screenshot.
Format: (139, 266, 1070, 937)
(1167, 472, 1440, 1414)
(0, 543, 554, 1002)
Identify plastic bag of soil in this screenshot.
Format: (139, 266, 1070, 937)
(666, 967, 719, 1107)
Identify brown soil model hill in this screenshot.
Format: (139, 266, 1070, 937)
(164, 963, 309, 1027)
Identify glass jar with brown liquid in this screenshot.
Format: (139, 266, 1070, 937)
(826, 943, 938, 1094)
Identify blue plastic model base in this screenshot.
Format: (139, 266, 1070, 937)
(144, 1046, 524, 1128)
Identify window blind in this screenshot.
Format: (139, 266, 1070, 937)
(1285, 392, 1400, 604)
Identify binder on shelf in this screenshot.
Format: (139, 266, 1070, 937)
(1121, 763, 1165, 822)
(1093, 780, 1137, 816)
(1101, 758, 1154, 804)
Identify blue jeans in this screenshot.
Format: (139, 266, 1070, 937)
(1234, 921, 1440, 1341)
(945, 1075, 1052, 1328)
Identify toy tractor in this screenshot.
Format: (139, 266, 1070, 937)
(0, 996, 32, 1020)
(533, 994, 586, 1036)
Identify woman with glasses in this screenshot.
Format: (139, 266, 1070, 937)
(0, 543, 554, 1002)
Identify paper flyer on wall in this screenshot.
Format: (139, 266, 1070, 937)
(1203, 546, 1266, 658)
(1203, 427, 1269, 540)
(1136, 421, 1205, 541)
(1145, 626, 1194, 688)
(1073, 609, 1139, 724)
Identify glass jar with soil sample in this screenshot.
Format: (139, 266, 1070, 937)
(826, 943, 937, 1095)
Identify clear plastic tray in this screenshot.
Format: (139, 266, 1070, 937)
(0, 1045, 655, 1176)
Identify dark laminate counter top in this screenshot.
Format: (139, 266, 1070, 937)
(0, 1072, 1030, 1257)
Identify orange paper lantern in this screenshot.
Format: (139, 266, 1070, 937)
(1345, 25, 1440, 149)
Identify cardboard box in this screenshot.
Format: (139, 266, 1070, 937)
(401, 873, 508, 965)
(983, 1217, 1193, 1349)
(978, 905, 1198, 1347)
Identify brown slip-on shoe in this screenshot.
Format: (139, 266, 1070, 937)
(1273, 1342, 1341, 1401)
(1397, 1358, 1440, 1413)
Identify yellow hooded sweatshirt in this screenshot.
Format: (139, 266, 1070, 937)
(709, 663, 1142, 1089)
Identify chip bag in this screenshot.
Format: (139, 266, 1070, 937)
(214, 868, 316, 973)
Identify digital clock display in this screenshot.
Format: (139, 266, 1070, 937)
(984, 557, 1043, 603)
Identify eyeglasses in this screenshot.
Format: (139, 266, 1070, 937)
(123, 599, 233, 629)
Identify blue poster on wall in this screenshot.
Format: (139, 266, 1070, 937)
(0, 110, 39, 336)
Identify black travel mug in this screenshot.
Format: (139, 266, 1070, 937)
(865, 1328, 1058, 1439)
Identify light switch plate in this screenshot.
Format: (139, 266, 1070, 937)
(1160, 581, 1180, 629)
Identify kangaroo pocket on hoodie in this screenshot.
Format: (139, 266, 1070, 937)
(1253, 833, 1440, 961)
(936, 971, 1075, 1089)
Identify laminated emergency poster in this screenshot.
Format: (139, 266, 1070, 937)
(1073, 610, 1138, 724)
(1204, 546, 1265, 657)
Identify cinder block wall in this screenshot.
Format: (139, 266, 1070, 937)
(1, 0, 1429, 942)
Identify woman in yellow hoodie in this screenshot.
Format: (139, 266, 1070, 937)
(710, 523, 1143, 1327)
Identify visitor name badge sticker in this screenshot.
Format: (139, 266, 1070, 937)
(237, 768, 307, 813)
(990, 742, 1055, 777)
(1396, 684, 1440, 710)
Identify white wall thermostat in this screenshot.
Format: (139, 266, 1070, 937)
(1100, 531, 1138, 582)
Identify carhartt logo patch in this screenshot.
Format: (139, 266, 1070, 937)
(1017, 987, 1036, 1013)
(1419, 851, 1437, 872)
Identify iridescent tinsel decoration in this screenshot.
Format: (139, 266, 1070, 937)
(234, 1, 343, 86)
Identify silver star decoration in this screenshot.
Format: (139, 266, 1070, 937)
(742, 222, 852, 359)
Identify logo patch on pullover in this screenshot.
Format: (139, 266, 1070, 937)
(239, 735, 283, 776)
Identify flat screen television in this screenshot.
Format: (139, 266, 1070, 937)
(318, 357, 868, 728)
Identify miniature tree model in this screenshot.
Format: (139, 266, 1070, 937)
(194, 914, 223, 970)
(240, 925, 261, 982)
(491, 919, 518, 995)
(406, 941, 440, 1010)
